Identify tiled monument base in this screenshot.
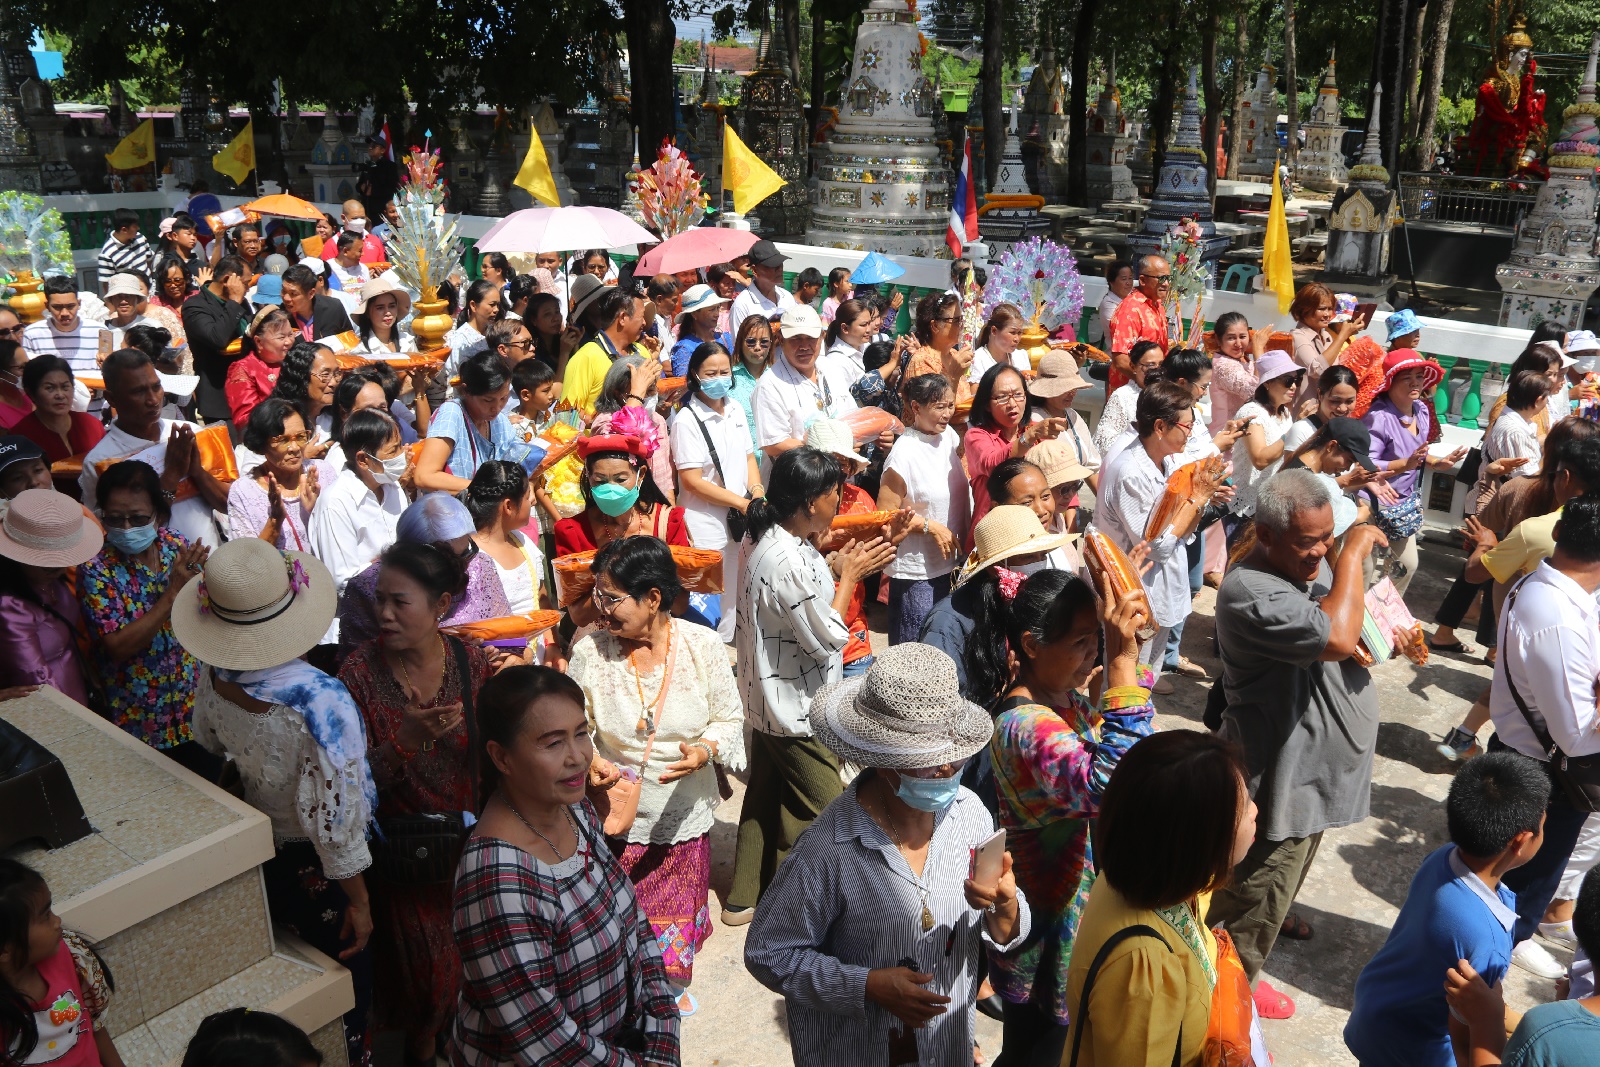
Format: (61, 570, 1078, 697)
(1, 688, 353, 1067)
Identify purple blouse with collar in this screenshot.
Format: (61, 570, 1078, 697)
(1363, 396, 1430, 500)
(335, 551, 511, 663)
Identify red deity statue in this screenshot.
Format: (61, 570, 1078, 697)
(1460, 13, 1548, 178)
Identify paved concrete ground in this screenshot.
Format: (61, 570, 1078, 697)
(679, 536, 1572, 1066)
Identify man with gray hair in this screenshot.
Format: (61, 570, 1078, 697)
(1205, 468, 1387, 1009)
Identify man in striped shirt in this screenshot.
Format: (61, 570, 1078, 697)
(97, 208, 151, 291)
(22, 276, 108, 412)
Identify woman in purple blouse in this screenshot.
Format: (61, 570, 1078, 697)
(0, 488, 103, 706)
(1362, 349, 1466, 595)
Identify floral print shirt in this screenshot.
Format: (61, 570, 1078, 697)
(78, 528, 200, 749)
(986, 670, 1155, 1022)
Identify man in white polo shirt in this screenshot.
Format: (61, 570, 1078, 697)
(23, 275, 107, 413)
(751, 304, 858, 461)
(728, 240, 795, 338)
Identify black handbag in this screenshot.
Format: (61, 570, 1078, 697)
(1501, 578, 1600, 813)
(687, 401, 751, 543)
(371, 638, 482, 884)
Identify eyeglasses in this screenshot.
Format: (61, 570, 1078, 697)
(745, 339, 772, 349)
(591, 587, 628, 611)
(311, 368, 338, 383)
(0, 326, 21, 338)
(933, 316, 960, 324)
(1143, 274, 1173, 287)
(101, 512, 153, 529)
(455, 539, 480, 563)
(901, 759, 968, 780)
(269, 431, 310, 447)
(1170, 418, 1196, 437)
(991, 391, 1027, 405)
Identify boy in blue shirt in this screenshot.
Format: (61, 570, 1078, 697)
(1344, 751, 1549, 1066)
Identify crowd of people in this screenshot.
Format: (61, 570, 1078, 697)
(1, 209, 1598, 1067)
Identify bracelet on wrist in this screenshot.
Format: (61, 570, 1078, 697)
(687, 740, 715, 763)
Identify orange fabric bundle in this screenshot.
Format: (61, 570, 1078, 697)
(1204, 929, 1265, 1066)
(51, 454, 84, 477)
(1082, 528, 1157, 640)
(442, 611, 564, 642)
(1337, 335, 1389, 418)
(90, 425, 238, 501)
(1060, 341, 1109, 364)
(838, 406, 905, 445)
(532, 435, 581, 477)
(657, 376, 687, 396)
(1264, 332, 1294, 355)
(1143, 455, 1225, 541)
(553, 546, 725, 606)
(830, 510, 896, 544)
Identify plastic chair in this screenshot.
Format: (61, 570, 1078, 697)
(1220, 264, 1261, 293)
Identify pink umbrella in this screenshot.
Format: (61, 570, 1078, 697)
(474, 206, 659, 255)
(635, 227, 760, 275)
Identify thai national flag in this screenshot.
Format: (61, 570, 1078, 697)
(379, 121, 395, 161)
(946, 132, 978, 258)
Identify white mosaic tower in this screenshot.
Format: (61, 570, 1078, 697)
(1238, 46, 1280, 180)
(1299, 53, 1349, 192)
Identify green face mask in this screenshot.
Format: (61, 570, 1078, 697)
(591, 481, 641, 516)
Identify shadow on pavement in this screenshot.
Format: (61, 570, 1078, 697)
(1375, 721, 1457, 778)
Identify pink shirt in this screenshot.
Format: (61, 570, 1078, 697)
(962, 423, 1019, 548)
(0, 581, 89, 706)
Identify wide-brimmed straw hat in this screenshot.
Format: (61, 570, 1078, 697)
(811, 643, 994, 771)
(171, 539, 336, 670)
(0, 489, 102, 567)
(355, 275, 412, 321)
(676, 283, 728, 322)
(1028, 351, 1090, 398)
(1380, 348, 1444, 393)
(954, 505, 1068, 586)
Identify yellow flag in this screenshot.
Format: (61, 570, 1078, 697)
(722, 125, 784, 215)
(104, 119, 155, 170)
(213, 120, 256, 185)
(513, 120, 561, 207)
(1262, 154, 1295, 314)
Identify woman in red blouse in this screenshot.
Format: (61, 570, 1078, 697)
(13, 356, 104, 499)
(962, 364, 1070, 540)
(226, 306, 296, 428)
(553, 433, 690, 556)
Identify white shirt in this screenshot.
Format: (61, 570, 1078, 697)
(489, 530, 544, 614)
(1092, 382, 1141, 456)
(329, 259, 370, 291)
(821, 339, 866, 387)
(736, 527, 851, 736)
(443, 321, 487, 377)
(752, 351, 859, 451)
(968, 343, 1031, 383)
(729, 283, 794, 339)
(883, 427, 970, 580)
(306, 468, 405, 594)
(1283, 416, 1320, 453)
(23, 317, 106, 412)
(1093, 291, 1124, 344)
(670, 393, 755, 548)
(80, 419, 222, 549)
(1490, 561, 1600, 760)
(1231, 402, 1295, 515)
(1483, 408, 1542, 470)
(1093, 441, 1191, 628)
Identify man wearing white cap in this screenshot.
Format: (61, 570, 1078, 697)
(102, 273, 156, 348)
(751, 304, 858, 460)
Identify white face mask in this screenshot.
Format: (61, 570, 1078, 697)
(368, 451, 408, 485)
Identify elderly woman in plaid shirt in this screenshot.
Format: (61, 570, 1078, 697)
(450, 666, 680, 1066)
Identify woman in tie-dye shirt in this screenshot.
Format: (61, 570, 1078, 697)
(986, 568, 1156, 1064)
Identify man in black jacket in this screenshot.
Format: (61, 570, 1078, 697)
(181, 254, 251, 424)
(280, 263, 355, 341)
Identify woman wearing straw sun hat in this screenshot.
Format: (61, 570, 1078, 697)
(744, 643, 1029, 1067)
(352, 275, 416, 355)
(177, 537, 377, 1067)
(0, 487, 103, 706)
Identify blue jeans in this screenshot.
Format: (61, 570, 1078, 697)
(842, 654, 874, 678)
(1163, 531, 1206, 669)
(888, 574, 951, 646)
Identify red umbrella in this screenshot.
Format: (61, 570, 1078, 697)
(635, 227, 759, 275)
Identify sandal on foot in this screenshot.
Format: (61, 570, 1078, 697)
(1427, 638, 1473, 655)
(676, 989, 698, 1017)
(1279, 913, 1314, 940)
(1253, 979, 1296, 1020)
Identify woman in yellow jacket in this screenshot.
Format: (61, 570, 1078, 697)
(1064, 730, 1259, 1067)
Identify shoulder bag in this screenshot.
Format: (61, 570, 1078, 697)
(687, 403, 751, 543)
(1068, 924, 1182, 1067)
(1500, 577, 1600, 812)
(589, 631, 679, 838)
(371, 637, 482, 884)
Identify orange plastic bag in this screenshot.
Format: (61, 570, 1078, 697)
(829, 510, 896, 544)
(1143, 455, 1226, 541)
(1082, 528, 1157, 641)
(553, 546, 725, 606)
(1204, 928, 1265, 1066)
(532, 435, 581, 477)
(837, 406, 904, 445)
(442, 611, 564, 642)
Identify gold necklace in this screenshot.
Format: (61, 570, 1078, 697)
(871, 778, 935, 932)
(628, 624, 672, 733)
(392, 635, 445, 702)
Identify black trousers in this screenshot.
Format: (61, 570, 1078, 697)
(1434, 564, 1496, 646)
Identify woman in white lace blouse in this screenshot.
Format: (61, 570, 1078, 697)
(175, 538, 377, 1067)
(567, 535, 744, 1015)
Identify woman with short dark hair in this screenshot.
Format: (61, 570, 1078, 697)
(415, 350, 517, 493)
(567, 536, 745, 1012)
(1064, 730, 1257, 1066)
(13, 356, 104, 497)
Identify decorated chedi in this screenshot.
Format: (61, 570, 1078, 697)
(1238, 46, 1280, 180)
(1317, 84, 1400, 300)
(807, 0, 949, 255)
(1083, 52, 1136, 205)
(1127, 69, 1229, 282)
(977, 89, 1051, 253)
(387, 144, 465, 351)
(1299, 53, 1349, 192)
(1495, 31, 1600, 330)
(1461, 10, 1547, 178)
(0, 34, 39, 194)
(738, 5, 810, 238)
(1018, 38, 1069, 200)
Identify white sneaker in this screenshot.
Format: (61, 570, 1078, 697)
(1539, 920, 1578, 949)
(1512, 938, 1566, 979)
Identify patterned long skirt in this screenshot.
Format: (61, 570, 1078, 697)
(617, 833, 713, 984)
(366, 872, 460, 1040)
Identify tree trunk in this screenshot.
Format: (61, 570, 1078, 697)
(981, 0, 1004, 189)
(810, 1, 825, 117)
(622, 0, 675, 160)
(1065, 0, 1101, 205)
(1201, 4, 1221, 197)
(1402, 0, 1429, 142)
(1386, 0, 1410, 174)
(1226, 6, 1248, 179)
(1148, 23, 1183, 177)
(1412, 0, 1456, 170)
(782, 0, 802, 95)
(1282, 0, 1298, 175)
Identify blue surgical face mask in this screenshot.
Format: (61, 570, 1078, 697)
(591, 481, 641, 517)
(106, 523, 158, 555)
(892, 770, 961, 813)
(698, 375, 732, 401)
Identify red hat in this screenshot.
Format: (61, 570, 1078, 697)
(577, 433, 648, 460)
(1380, 348, 1443, 393)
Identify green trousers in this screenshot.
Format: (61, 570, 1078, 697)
(727, 731, 843, 910)
(1204, 831, 1323, 982)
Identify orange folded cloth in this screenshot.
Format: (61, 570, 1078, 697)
(442, 611, 564, 642)
(88, 424, 239, 501)
(837, 406, 904, 445)
(1082, 528, 1157, 640)
(1143, 455, 1226, 541)
(553, 545, 725, 606)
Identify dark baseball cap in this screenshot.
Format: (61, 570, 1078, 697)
(1320, 417, 1376, 471)
(748, 239, 787, 269)
(0, 435, 43, 475)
